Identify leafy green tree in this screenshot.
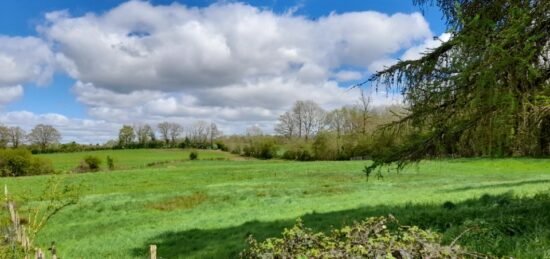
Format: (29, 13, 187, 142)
(366, 0, 550, 172)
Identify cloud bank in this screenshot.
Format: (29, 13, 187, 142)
(0, 1, 443, 142)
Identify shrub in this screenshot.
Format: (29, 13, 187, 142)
(241, 138, 278, 159)
(189, 151, 198, 160)
(241, 216, 473, 258)
(75, 156, 102, 173)
(231, 146, 242, 155)
(215, 141, 229, 151)
(312, 131, 338, 160)
(0, 149, 54, 176)
(84, 156, 102, 171)
(106, 156, 115, 170)
(281, 144, 313, 161)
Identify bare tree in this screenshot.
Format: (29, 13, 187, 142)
(157, 122, 171, 145)
(208, 122, 221, 146)
(246, 125, 263, 136)
(8, 126, 25, 148)
(135, 124, 153, 145)
(358, 88, 372, 135)
(275, 100, 326, 140)
(292, 101, 306, 138)
(301, 101, 326, 140)
(187, 121, 209, 145)
(326, 109, 346, 138)
(0, 125, 9, 148)
(27, 124, 61, 151)
(118, 125, 135, 147)
(274, 111, 295, 138)
(168, 123, 183, 146)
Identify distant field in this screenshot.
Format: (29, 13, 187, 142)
(38, 149, 236, 171)
(1, 152, 550, 258)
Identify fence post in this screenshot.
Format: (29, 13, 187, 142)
(150, 244, 157, 259)
(51, 242, 57, 259)
(35, 248, 44, 259)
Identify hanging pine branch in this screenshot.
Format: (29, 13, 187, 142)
(366, 0, 550, 173)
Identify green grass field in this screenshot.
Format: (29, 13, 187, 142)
(1, 150, 550, 258)
(39, 149, 236, 171)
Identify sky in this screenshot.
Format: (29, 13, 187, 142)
(0, 0, 447, 143)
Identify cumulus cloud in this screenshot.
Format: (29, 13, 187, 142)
(40, 1, 431, 93)
(0, 1, 439, 141)
(0, 36, 55, 88)
(0, 85, 24, 106)
(0, 36, 55, 106)
(0, 111, 119, 143)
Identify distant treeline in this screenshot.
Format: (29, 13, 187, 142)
(0, 95, 404, 161)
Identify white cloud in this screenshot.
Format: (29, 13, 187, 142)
(0, 111, 120, 144)
(0, 36, 55, 87)
(333, 70, 364, 82)
(0, 36, 55, 106)
(40, 1, 431, 93)
(0, 1, 439, 142)
(0, 85, 24, 106)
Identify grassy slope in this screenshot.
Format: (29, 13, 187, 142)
(1, 152, 550, 258)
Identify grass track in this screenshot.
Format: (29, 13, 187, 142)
(1, 150, 550, 258)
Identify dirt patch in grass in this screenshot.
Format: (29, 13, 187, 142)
(149, 192, 209, 211)
(146, 160, 186, 168)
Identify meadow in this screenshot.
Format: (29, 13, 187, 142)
(1, 149, 550, 258)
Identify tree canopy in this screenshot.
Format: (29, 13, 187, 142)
(366, 0, 550, 173)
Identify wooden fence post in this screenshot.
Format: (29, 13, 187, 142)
(35, 248, 44, 259)
(150, 244, 157, 259)
(51, 242, 57, 259)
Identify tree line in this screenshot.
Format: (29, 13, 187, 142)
(115, 121, 223, 150)
(225, 92, 403, 161)
(0, 124, 61, 151)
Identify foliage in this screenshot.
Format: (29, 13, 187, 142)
(84, 156, 102, 171)
(215, 141, 229, 152)
(242, 138, 278, 159)
(0, 177, 79, 257)
(366, 0, 550, 172)
(0, 149, 54, 176)
(189, 151, 198, 160)
(282, 141, 313, 161)
(75, 155, 102, 173)
(3, 157, 550, 258)
(241, 216, 475, 258)
(106, 156, 115, 170)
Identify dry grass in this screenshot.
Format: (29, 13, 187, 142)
(149, 192, 209, 211)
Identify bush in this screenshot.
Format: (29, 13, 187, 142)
(75, 155, 102, 173)
(0, 149, 54, 176)
(189, 151, 198, 160)
(242, 138, 278, 159)
(215, 141, 229, 151)
(241, 216, 473, 258)
(106, 156, 115, 170)
(231, 146, 242, 155)
(84, 156, 102, 171)
(281, 142, 313, 161)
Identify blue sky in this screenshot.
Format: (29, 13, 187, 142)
(0, 0, 446, 143)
